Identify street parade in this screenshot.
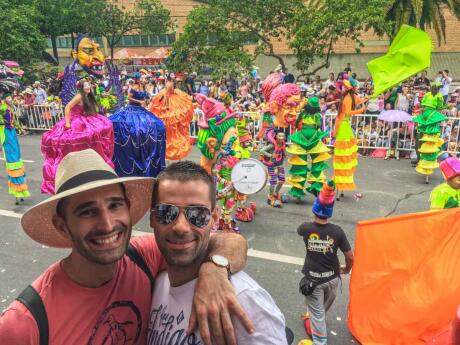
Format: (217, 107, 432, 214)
(0, 0, 459, 344)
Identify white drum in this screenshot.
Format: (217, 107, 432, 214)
(230, 158, 267, 195)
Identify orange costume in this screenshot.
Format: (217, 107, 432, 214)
(332, 88, 366, 191)
(149, 80, 193, 160)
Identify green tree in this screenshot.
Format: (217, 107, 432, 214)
(0, 1, 46, 64)
(168, 0, 302, 78)
(98, 0, 173, 59)
(33, 0, 108, 63)
(289, 0, 392, 78)
(386, 0, 460, 43)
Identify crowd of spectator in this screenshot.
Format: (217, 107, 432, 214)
(9, 63, 460, 155)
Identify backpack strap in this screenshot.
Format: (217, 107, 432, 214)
(16, 285, 49, 345)
(126, 243, 155, 295)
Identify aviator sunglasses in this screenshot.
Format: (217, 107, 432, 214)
(152, 203, 212, 228)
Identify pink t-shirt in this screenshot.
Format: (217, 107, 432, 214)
(0, 235, 163, 345)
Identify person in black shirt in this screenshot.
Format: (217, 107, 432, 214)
(297, 181, 353, 345)
(185, 72, 197, 96)
(414, 71, 431, 92)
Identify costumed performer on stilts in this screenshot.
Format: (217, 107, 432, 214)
(259, 128, 287, 207)
(110, 75, 166, 177)
(0, 95, 30, 204)
(287, 96, 330, 202)
(430, 152, 460, 209)
(413, 82, 447, 181)
(41, 79, 114, 194)
(149, 73, 193, 160)
(332, 79, 367, 200)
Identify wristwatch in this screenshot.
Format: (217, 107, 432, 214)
(205, 255, 231, 280)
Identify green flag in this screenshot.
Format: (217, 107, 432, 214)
(368, 25, 432, 98)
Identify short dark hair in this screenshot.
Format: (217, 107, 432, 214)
(444, 69, 449, 74)
(152, 161, 216, 209)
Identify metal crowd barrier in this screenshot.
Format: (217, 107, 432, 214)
(15, 104, 64, 131)
(15, 104, 460, 155)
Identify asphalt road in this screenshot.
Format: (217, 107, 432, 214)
(0, 134, 444, 344)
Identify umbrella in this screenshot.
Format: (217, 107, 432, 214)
(377, 110, 413, 123)
(367, 25, 432, 98)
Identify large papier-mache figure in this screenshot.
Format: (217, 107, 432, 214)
(59, 34, 123, 109)
(196, 95, 250, 232)
(41, 34, 116, 194)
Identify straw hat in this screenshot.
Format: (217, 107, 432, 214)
(21, 149, 155, 248)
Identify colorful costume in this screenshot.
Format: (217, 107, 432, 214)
(332, 80, 366, 191)
(430, 153, 460, 209)
(196, 95, 248, 232)
(260, 128, 286, 207)
(149, 80, 193, 160)
(287, 97, 330, 199)
(110, 89, 166, 177)
(413, 91, 447, 175)
(42, 35, 118, 195)
(41, 103, 114, 194)
(0, 102, 30, 200)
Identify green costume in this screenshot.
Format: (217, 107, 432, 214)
(287, 97, 330, 198)
(413, 91, 447, 175)
(430, 183, 460, 209)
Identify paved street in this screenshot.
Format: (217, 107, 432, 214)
(0, 134, 444, 344)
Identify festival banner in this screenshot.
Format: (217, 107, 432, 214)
(348, 208, 460, 344)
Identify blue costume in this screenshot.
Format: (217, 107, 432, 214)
(110, 89, 166, 177)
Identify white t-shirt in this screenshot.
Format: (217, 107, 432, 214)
(441, 77, 452, 96)
(148, 271, 287, 345)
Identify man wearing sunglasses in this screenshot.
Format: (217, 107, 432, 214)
(149, 160, 288, 344)
(0, 150, 252, 345)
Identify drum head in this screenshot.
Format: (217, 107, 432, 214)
(231, 158, 267, 195)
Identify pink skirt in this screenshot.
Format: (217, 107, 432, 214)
(41, 113, 114, 194)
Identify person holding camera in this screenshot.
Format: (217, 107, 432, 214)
(298, 181, 353, 345)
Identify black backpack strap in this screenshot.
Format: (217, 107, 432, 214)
(126, 243, 155, 295)
(16, 285, 49, 345)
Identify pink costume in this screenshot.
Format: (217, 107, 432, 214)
(41, 104, 114, 194)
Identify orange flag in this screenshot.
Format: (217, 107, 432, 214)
(348, 209, 460, 344)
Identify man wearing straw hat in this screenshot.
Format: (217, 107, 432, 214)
(0, 149, 252, 345)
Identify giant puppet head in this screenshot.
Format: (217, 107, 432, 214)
(268, 83, 302, 127)
(72, 35, 105, 77)
(195, 94, 238, 173)
(261, 72, 302, 128)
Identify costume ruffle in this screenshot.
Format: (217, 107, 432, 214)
(333, 117, 358, 191)
(149, 88, 193, 160)
(41, 104, 114, 194)
(110, 105, 166, 177)
(287, 113, 330, 198)
(1, 127, 30, 198)
(413, 109, 447, 175)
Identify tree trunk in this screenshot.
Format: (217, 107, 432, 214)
(51, 34, 59, 64)
(269, 54, 286, 72)
(110, 45, 114, 60)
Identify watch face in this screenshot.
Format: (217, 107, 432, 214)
(212, 255, 229, 267)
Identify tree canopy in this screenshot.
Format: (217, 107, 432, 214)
(0, 0, 46, 64)
(289, 0, 392, 78)
(168, 0, 302, 77)
(386, 0, 460, 43)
